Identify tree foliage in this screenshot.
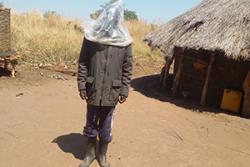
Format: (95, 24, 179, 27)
(90, 9, 139, 21)
(124, 9, 138, 21)
(90, 9, 102, 20)
(43, 11, 60, 18)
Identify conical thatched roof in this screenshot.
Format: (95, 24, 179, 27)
(145, 0, 250, 61)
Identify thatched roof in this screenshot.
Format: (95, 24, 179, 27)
(145, 0, 250, 61)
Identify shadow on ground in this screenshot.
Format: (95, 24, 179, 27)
(131, 74, 240, 116)
(52, 133, 87, 160)
(0, 67, 11, 77)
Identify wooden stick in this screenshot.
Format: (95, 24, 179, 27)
(200, 53, 215, 106)
(162, 57, 174, 89)
(172, 53, 184, 96)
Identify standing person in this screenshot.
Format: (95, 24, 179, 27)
(77, 0, 133, 167)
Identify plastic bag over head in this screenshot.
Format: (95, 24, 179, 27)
(85, 0, 133, 47)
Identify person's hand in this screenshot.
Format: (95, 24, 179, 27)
(118, 96, 127, 104)
(80, 90, 88, 100)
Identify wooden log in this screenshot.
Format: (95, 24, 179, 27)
(172, 53, 184, 96)
(242, 71, 250, 117)
(200, 53, 215, 106)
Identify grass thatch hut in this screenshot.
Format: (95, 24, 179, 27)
(145, 0, 250, 115)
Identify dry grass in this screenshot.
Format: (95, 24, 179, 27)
(11, 11, 83, 66)
(11, 11, 163, 68)
(126, 20, 162, 62)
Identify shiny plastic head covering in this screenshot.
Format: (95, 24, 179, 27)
(85, 0, 133, 47)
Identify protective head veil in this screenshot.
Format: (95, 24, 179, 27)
(85, 0, 133, 47)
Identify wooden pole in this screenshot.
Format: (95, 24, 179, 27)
(200, 53, 215, 106)
(242, 71, 250, 117)
(162, 56, 174, 89)
(172, 53, 184, 96)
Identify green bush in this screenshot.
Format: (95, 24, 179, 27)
(90, 9, 139, 21)
(124, 9, 138, 21)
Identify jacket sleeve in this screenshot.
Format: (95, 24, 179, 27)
(77, 38, 89, 92)
(120, 44, 133, 97)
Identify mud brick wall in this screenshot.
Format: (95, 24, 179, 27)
(0, 7, 11, 54)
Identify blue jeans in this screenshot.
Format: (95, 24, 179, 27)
(84, 105, 115, 143)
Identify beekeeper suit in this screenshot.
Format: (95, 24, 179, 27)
(77, 0, 133, 167)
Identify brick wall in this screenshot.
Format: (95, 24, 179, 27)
(0, 7, 11, 54)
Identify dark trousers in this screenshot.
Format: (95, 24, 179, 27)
(84, 104, 115, 143)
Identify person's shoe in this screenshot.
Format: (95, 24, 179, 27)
(79, 138, 96, 167)
(98, 141, 110, 167)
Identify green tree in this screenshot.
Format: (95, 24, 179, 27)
(90, 9, 102, 20)
(90, 9, 139, 21)
(124, 9, 138, 21)
(43, 11, 60, 18)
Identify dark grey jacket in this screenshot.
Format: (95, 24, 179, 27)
(77, 38, 133, 106)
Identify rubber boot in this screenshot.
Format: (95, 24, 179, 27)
(98, 141, 110, 167)
(79, 138, 96, 167)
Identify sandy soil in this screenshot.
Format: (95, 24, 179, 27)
(0, 69, 250, 167)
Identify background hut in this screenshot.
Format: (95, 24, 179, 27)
(145, 0, 250, 115)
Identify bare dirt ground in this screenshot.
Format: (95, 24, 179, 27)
(0, 68, 250, 167)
